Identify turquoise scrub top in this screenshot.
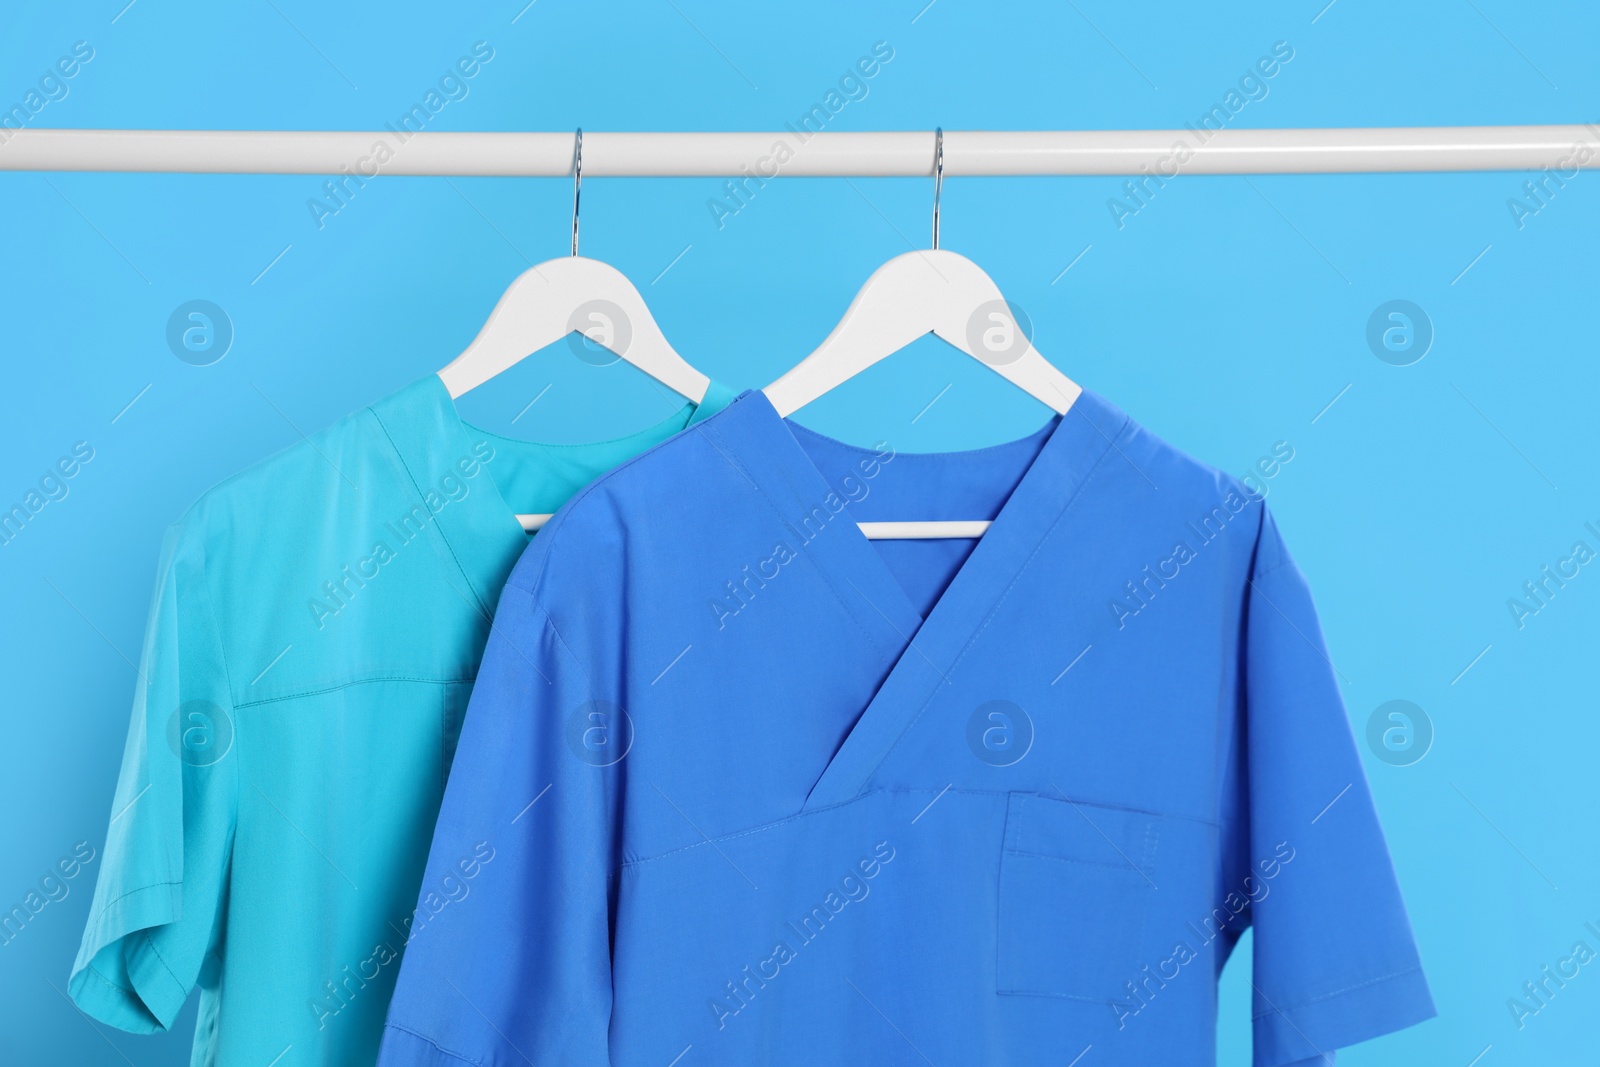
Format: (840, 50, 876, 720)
(68, 373, 734, 1066)
(379, 388, 1432, 1066)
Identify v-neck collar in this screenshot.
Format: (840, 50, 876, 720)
(374, 374, 734, 617)
(702, 388, 1130, 810)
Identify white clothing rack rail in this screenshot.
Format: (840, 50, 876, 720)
(0, 126, 1596, 175)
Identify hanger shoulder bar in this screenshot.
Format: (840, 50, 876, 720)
(858, 520, 990, 540)
(518, 515, 989, 539)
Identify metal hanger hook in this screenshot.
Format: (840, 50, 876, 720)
(931, 127, 944, 251)
(571, 128, 583, 257)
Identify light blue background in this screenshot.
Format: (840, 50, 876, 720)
(1, 1, 1596, 1063)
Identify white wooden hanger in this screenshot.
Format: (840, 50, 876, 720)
(764, 130, 1082, 540)
(437, 131, 711, 532)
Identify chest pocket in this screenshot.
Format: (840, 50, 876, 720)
(997, 792, 1160, 1002)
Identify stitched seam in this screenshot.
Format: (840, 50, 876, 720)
(1003, 849, 1157, 873)
(947, 414, 1131, 685)
(531, 596, 606, 698)
(370, 406, 491, 620)
(137, 930, 186, 996)
(996, 988, 1123, 1003)
(995, 792, 1015, 992)
(504, 403, 892, 681)
(998, 786, 1161, 1003)
(384, 1023, 484, 1065)
(188, 516, 244, 914)
(1019, 789, 1194, 824)
(620, 787, 1208, 870)
(189, 520, 240, 736)
(1204, 499, 1272, 841)
(81, 881, 181, 947)
(621, 789, 884, 869)
(697, 420, 892, 661)
(857, 415, 1132, 793)
(234, 676, 476, 709)
(86, 961, 137, 996)
(1251, 558, 1300, 583)
(1252, 966, 1426, 1018)
(510, 408, 736, 600)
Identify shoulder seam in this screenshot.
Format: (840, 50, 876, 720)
(510, 412, 730, 601)
(504, 585, 609, 699)
(185, 514, 244, 887)
(1251, 558, 1299, 582)
(188, 519, 240, 714)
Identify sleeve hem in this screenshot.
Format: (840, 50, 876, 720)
(1254, 965, 1435, 1067)
(68, 880, 188, 1032)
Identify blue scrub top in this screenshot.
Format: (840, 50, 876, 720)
(379, 388, 1434, 1067)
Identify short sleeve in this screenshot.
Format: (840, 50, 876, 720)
(69, 519, 238, 1032)
(378, 581, 617, 1066)
(1240, 509, 1435, 1066)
